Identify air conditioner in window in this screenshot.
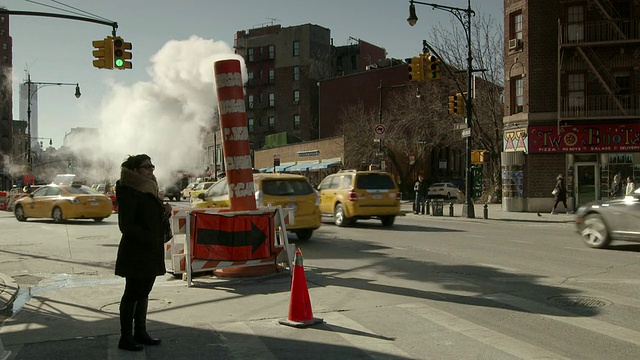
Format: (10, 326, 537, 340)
(508, 39, 521, 50)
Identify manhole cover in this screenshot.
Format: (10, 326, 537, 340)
(548, 296, 612, 308)
(77, 236, 108, 240)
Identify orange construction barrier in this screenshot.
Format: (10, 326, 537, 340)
(279, 250, 323, 328)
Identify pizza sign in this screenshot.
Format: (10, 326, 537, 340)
(528, 123, 640, 153)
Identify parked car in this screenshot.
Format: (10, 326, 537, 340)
(14, 182, 113, 223)
(427, 182, 461, 199)
(191, 173, 321, 241)
(316, 170, 400, 227)
(181, 182, 197, 200)
(575, 188, 640, 248)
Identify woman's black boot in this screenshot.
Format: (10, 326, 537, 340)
(119, 300, 143, 351)
(133, 298, 161, 345)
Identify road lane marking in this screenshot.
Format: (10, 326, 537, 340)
(323, 312, 413, 359)
(482, 293, 640, 347)
(399, 303, 571, 360)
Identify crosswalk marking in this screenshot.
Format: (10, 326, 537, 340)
(323, 312, 413, 359)
(217, 322, 276, 360)
(483, 293, 640, 347)
(399, 302, 571, 360)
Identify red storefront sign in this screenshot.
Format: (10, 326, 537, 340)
(528, 123, 640, 153)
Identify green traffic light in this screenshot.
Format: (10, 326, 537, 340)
(115, 58, 124, 67)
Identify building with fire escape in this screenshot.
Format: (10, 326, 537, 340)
(502, 0, 640, 212)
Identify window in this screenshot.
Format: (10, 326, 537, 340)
(613, 69, 632, 108)
(268, 116, 275, 130)
(0, 29, 5, 36)
(248, 118, 254, 133)
(293, 66, 300, 81)
(293, 41, 300, 56)
(248, 48, 254, 62)
(268, 45, 275, 59)
(269, 93, 275, 107)
(2, 43, 6, 50)
(293, 114, 300, 130)
(248, 95, 254, 109)
(258, 69, 263, 80)
(510, 11, 523, 40)
(351, 55, 357, 70)
(567, 73, 585, 111)
(268, 69, 275, 84)
(248, 72, 253, 86)
(258, 93, 263, 105)
(511, 77, 524, 114)
(293, 90, 300, 104)
(566, 5, 584, 42)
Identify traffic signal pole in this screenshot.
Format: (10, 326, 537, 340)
(0, 9, 117, 36)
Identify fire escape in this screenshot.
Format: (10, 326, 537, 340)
(558, 0, 640, 127)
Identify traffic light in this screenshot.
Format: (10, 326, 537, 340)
(448, 92, 466, 115)
(67, 161, 73, 169)
(471, 150, 488, 164)
(406, 56, 423, 82)
(92, 37, 114, 69)
(424, 53, 441, 80)
(112, 36, 133, 70)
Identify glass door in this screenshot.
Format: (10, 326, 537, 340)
(576, 163, 597, 206)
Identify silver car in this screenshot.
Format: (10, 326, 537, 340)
(575, 188, 640, 248)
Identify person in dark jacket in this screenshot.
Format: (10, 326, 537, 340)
(413, 175, 428, 214)
(115, 154, 171, 351)
(551, 174, 569, 214)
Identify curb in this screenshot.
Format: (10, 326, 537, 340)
(0, 272, 18, 312)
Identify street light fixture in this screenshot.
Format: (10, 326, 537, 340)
(378, 80, 418, 171)
(407, 0, 476, 218)
(25, 73, 81, 172)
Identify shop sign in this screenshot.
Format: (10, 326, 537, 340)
(528, 123, 640, 153)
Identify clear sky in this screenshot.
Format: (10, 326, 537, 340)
(3, 0, 502, 183)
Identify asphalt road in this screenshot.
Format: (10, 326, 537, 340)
(1, 207, 640, 359)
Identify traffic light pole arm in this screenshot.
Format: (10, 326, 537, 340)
(0, 9, 118, 36)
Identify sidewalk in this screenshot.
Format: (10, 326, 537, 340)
(399, 201, 575, 223)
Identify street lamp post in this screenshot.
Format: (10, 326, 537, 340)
(407, 0, 476, 218)
(378, 80, 420, 171)
(25, 73, 81, 172)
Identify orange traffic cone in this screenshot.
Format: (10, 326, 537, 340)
(278, 250, 323, 328)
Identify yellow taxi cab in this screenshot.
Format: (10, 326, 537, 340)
(191, 173, 321, 241)
(14, 182, 113, 223)
(181, 182, 197, 200)
(317, 170, 400, 227)
(189, 181, 217, 202)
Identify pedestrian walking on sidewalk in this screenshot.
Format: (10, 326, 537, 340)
(413, 175, 428, 214)
(115, 154, 172, 351)
(610, 173, 623, 199)
(551, 174, 568, 214)
(625, 177, 636, 196)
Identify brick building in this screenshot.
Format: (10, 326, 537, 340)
(503, 0, 640, 212)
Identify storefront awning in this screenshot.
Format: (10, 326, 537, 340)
(308, 160, 341, 170)
(263, 165, 294, 173)
(285, 162, 319, 172)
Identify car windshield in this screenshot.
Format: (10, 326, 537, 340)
(262, 179, 314, 195)
(356, 174, 395, 190)
(65, 185, 101, 194)
(431, 183, 445, 187)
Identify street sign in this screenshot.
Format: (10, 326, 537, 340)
(454, 123, 468, 130)
(376, 151, 385, 157)
(374, 124, 386, 138)
(461, 128, 471, 138)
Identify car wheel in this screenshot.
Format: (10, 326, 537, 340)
(334, 204, 351, 227)
(52, 207, 64, 223)
(381, 216, 395, 227)
(15, 205, 27, 222)
(581, 214, 611, 249)
(294, 229, 313, 241)
(93, 218, 104, 222)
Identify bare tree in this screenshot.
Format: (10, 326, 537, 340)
(428, 8, 505, 200)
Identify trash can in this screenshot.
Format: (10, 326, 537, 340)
(431, 198, 444, 216)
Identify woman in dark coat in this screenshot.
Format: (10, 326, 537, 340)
(551, 174, 568, 214)
(115, 154, 170, 351)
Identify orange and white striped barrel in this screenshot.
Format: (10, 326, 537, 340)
(214, 59, 256, 211)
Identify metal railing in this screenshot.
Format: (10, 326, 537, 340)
(561, 19, 640, 44)
(560, 94, 640, 119)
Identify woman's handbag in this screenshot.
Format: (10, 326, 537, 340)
(551, 188, 559, 196)
(163, 217, 173, 243)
